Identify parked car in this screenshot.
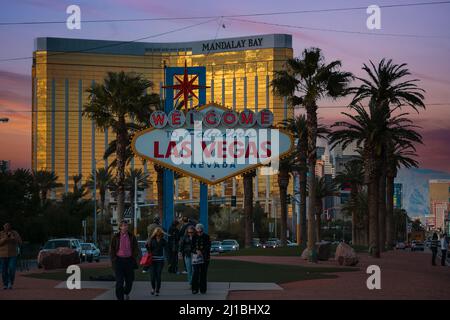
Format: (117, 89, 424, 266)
(286, 240, 298, 247)
(262, 240, 279, 249)
(220, 239, 239, 252)
(251, 238, 262, 248)
(37, 238, 82, 268)
(210, 241, 223, 254)
(395, 242, 407, 250)
(138, 241, 147, 257)
(411, 241, 425, 251)
(80, 243, 100, 262)
(268, 238, 282, 246)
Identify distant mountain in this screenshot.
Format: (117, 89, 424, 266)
(395, 168, 450, 219)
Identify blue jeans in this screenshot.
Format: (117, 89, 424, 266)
(150, 260, 164, 291)
(1, 256, 17, 287)
(184, 255, 193, 285)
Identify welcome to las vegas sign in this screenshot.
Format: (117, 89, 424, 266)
(131, 102, 294, 185)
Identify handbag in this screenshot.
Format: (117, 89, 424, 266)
(139, 252, 153, 267)
(191, 253, 204, 265)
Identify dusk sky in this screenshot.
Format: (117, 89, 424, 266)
(0, 0, 449, 172)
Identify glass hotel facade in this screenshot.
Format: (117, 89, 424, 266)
(32, 34, 294, 215)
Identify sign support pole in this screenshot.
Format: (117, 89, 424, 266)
(163, 66, 208, 232)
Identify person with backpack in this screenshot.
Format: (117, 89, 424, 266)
(430, 233, 439, 266)
(179, 225, 195, 288)
(440, 233, 448, 266)
(167, 220, 180, 274)
(146, 227, 167, 296)
(191, 223, 211, 294)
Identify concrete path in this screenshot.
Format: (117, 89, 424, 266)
(55, 281, 283, 300)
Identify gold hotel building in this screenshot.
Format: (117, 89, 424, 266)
(32, 34, 294, 216)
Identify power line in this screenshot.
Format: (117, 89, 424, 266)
(0, 18, 218, 63)
(1, 1, 449, 26)
(226, 17, 450, 39)
(2, 103, 448, 113)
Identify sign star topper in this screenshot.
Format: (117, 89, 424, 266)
(162, 61, 210, 111)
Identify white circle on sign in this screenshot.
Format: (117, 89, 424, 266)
(149, 110, 168, 128)
(167, 110, 186, 128)
(257, 109, 274, 127)
(239, 110, 256, 128)
(185, 109, 203, 129)
(221, 110, 238, 128)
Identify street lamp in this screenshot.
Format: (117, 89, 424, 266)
(134, 174, 149, 236)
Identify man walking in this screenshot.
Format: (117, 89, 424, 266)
(110, 220, 140, 300)
(0, 223, 22, 290)
(440, 233, 448, 266)
(430, 233, 439, 266)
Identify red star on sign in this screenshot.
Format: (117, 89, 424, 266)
(163, 61, 210, 111)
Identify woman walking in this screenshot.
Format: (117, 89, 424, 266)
(179, 225, 195, 288)
(146, 227, 167, 296)
(430, 233, 439, 266)
(191, 224, 211, 294)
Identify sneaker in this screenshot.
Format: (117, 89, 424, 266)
(124, 294, 130, 300)
(181, 271, 187, 275)
(3, 286, 7, 290)
(192, 290, 198, 294)
(156, 291, 160, 296)
(151, 289, 155, 295)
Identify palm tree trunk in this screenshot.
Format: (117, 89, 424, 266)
(316, 201, 322, 242)
(278, 168, 290, 246)
(378, 170, 387, 251)
(350, 184, 358, 245)
(243, 171, 254, 248)
(115, 120, 128, 222)
(386, 173, 395, 249)
(299, 170, 307, 246)
(306, 104, 318, 262)
(368, 176, 380, 258)
(156, 166, 164, 221)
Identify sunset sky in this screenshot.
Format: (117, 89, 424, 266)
(0, 0, 449, 172)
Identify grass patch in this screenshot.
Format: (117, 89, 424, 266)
(25, 259, 357, 284)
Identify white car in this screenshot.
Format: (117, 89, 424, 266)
(287, 240, 298, 247)
(80, 243, 101, 262)
(221, 239, 240, 252)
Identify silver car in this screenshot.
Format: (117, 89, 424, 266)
(221, 239, 240, 252)
(80, 243, 100, 262)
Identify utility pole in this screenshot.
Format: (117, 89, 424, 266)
(93, 167, 97, 245)
(134, 176, 138, 236)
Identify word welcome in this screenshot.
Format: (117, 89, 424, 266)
(149, 108, 273, 129)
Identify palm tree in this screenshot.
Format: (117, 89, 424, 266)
(277, 156, 294, 246)
(124, 168, 150, 205)
(342, 190, 369, 245)
(386, 143, 419, 248)
(335, 159, 364, 245)
(86, 168, 114, 218)
(309, 176, 337, 241)
(272, 48, 352, 262)
(84, 71, 159, 221)
(280, 116, 330, 246)
(33, 170, 62, 204)
(330, 103, 422, 257)
(350, 59, 425, 251)
(243, 170, 256, 248)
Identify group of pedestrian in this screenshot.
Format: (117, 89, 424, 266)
(430, 232, 449, 266)
(110, 216, 211, 300)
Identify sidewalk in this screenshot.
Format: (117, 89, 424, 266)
(223, 250, 450, 300)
